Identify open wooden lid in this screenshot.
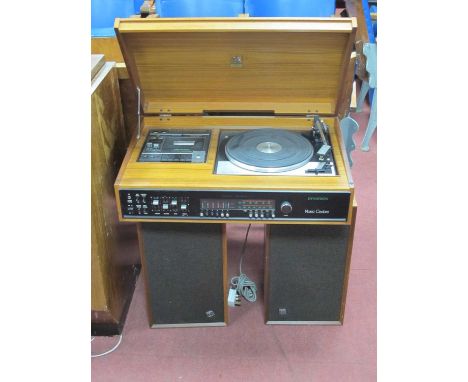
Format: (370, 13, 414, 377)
(115, 17, 356, 116)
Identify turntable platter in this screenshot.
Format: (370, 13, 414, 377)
(225, 129, 314, 173)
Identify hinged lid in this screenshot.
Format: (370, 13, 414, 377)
(115, 17, 357, 116)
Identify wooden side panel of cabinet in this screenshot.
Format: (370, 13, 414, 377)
(91, 60, 140, 335)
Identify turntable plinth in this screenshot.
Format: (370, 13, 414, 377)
(115, 116, 354, 225)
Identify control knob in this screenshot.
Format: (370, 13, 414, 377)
(280, 201, 292, 214)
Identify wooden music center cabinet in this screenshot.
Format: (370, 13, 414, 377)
(114, 17, 358, 327)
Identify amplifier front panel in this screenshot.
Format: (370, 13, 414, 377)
(119, 189, 350, 223)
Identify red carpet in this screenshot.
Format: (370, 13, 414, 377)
(92, 104, 376, 381)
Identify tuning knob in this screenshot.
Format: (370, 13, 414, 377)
(280, 201, 292, 214)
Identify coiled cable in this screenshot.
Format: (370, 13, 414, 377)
(231, 273, 257, 302)
(230, 224, 257, 302)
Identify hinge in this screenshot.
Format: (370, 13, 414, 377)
(158, 113, 172, 118)
(136, 87, 141, 139)
(306, 113, 323, 121)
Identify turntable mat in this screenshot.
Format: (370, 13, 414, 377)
(225, 129, 313, 172)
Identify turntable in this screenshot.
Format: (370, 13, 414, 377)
(113, 17, 358, 327)
(216, 124, 336, 176)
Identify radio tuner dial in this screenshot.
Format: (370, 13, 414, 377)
(280, 201, 293, 214)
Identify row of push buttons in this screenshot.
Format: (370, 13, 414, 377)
(199, 210, 275, 219)
(200, 210, 230, 218)
(151, 199, 188, 211)
(248, 210, 275, 219)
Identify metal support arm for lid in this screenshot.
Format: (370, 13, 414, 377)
(339, 114, 358, 167)
(137, 86, 141, 139)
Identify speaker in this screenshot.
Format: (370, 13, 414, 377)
(140, 223, 227, 327)
(265, 219, 355, 324)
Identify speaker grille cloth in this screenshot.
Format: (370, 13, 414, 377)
(141, 223, 224, 325)
(267, 224, 350, 322)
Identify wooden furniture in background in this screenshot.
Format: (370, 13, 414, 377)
(92, 38, 137, 142)
(92, 37, 124, 63)
(91, 54, 105, 79)
(91, 55, 140, 336)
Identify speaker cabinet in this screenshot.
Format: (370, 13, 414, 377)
(265, 211, 356, 324)
(140, 223, 227, 327)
